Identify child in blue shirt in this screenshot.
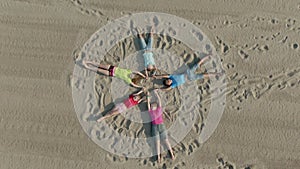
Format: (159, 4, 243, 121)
(155, 55, 221, 91)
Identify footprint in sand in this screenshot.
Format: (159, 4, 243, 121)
(291, 43, 299, 50)
(74, 78, 85, 90)
(191, 29, 204, 42)
(216, 154, 235, 169)
(216, 36, 230, 54)
(153, 16, 160, 26)
(168, 27, 177, 36)
(238, 50, 249, 59)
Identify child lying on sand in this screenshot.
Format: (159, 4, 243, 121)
(83, 60, 145, 88)
(155, 55, 221, 91)
(147, 89, 175, 163)
(97, 89, 145, 122)
(137, 26, 157, 78)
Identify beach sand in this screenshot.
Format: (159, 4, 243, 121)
(1, 0, 300, 169)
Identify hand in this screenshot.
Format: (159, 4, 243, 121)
(144, 87, 150, 94)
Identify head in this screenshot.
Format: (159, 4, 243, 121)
(150, 102, 158, 110)
(133, 95, 141, 101)
(132, 76, 142, 85)
(163, 78, 172, 87)
(147, 65, 157, 76)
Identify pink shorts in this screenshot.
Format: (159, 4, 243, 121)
(115, 103, 127, 113)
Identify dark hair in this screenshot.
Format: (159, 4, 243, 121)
(150, 102, 158, 108)
(163, 79, 171, 87)
(132, 75, 144, 84)
(147, 67, 157, 71)
(148, 70, 156, 76)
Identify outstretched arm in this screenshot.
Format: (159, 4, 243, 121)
(144, 68, 149, 78)
(132, 71, 146, 78)
(160, 86, 172, 92)
(146, 91, 151, 110)
(154, 90, 161, 107)
(163, 111, 172, 121)
(131, 82, 143, 88)
(133, 88, 144, 96)
(154, 74, 170, 79)
(138, 97, 146, 103)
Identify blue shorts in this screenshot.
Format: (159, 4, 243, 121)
(186, 64, 203, 81)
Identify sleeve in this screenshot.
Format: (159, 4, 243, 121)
(170, 76, 176, 88)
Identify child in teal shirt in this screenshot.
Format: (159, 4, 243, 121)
(137, 26, 157, 77)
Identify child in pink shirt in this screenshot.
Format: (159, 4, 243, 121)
(147, 90, 174, 163)
(97, 89, 145, 122)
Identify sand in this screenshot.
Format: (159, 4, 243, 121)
(1, 0, 300, 169)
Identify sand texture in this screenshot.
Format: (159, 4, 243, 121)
(1, 0, 300, 169)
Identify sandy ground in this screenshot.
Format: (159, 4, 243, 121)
(1, 0, 300, 169)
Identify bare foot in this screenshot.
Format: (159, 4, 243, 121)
(198, 55, 211, 67)
(83, 60, 95, 67)
(82, 60, 88, 67)
(170, 151, 175, 160)
(157, 155, 161, 163)
(136, 27, 143, 38)
(150, 26, 155, 36)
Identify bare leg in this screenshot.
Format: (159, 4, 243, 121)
(136, 27, 147, 49)
(163, 139, 175, 160)
(84, 61, 111, 70)
(98, 64, 110, 70)
(136, 27, 143, 38)
(97, 68, 110, 76)
(83, 61, 111, 76)
(198, 55, 211, 67)
(97, 108, 119, 122)
(83, 61, 111, 71)
(83, 60, 97, 72)
(155, 140, 161, 163)
(202, 72, 220, 79)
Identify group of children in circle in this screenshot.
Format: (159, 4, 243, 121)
(83, 26, 220, 162)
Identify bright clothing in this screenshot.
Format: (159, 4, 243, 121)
(123, 95, 139, 108)
(148, 107, 163, 125)
(114, 67, 132, 84)
(115, 103, 127, 113)
(170, 74, 186, 88)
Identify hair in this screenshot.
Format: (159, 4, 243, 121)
(163, 79, 171, 87)
(150, 102, 158, 109)
(148, 70, 156, 76)
(147, 65, 157, 76)
(132, 76, 143, 85)
(133, 94, 141, 101)
(147, 66, 157, 71)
